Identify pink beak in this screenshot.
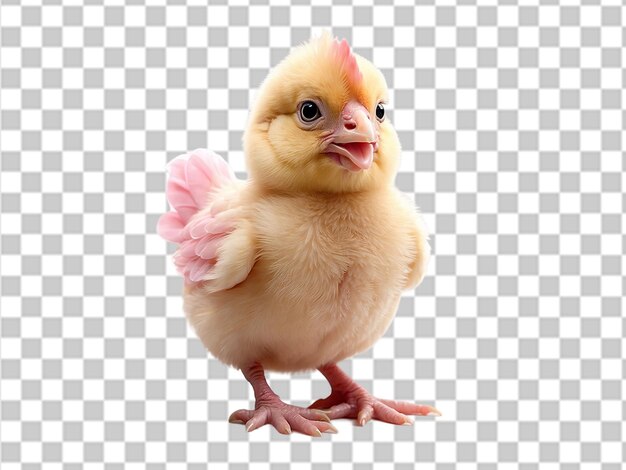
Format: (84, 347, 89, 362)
(325, 101, 377, 172)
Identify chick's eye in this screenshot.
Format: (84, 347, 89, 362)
(375, 103, 385, 121)
(299, 101, 321, 122)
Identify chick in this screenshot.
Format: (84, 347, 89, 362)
(158, 34, 439, 436)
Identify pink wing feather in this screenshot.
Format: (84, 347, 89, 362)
(157, 149, 240, 284)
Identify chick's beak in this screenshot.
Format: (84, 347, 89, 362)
(325, 101, 377, 172)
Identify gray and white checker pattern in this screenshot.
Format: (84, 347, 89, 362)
(0, 1, 624, 468)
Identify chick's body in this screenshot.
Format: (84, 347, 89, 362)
(185, 187, 426, 372)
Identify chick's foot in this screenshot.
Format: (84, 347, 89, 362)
(309, 363, 441, 426)
(229, 363, 336, 436)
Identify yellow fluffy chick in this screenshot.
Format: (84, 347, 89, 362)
(158, 33, 439, 436)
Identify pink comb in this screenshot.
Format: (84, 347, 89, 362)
(331, 38, 362, 85)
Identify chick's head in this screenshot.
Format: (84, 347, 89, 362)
(244, 33, 401, 193)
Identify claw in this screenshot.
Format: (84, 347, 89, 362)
(309, 419, 338, 435)
(312, 410, 331, 422)
(324, 424, 339, 434)
(273, 415, 292, 435)
(228, 410, 251, 424)
(357, 407, 373, 426)
(245, 418, 262, 433)
(422, 405, 442, 417)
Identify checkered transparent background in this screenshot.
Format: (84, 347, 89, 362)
(1, 1, 624, 468)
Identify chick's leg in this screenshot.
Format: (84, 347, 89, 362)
(309, 363, 441, 426)
(228, 362, 335, 436)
